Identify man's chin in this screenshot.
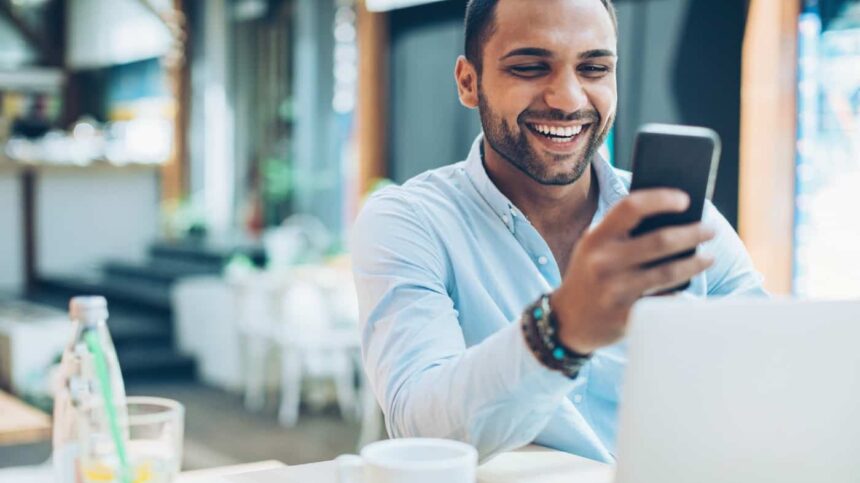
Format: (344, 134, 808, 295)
(523, 162, 589, 186)
(529, 153, 590, 185)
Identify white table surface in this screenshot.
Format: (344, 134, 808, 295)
(179, 445, 614, 483)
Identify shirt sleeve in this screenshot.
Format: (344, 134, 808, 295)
(350, 188, 581, 462)
(701, 200, 769, 297)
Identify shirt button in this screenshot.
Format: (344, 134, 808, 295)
(502, 214, 510, 223)
(573, 394, 583, 404)
(538, 256, 548, 265)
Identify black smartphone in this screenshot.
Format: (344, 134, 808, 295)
(629, 124, 721, 292)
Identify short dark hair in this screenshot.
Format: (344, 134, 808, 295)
(464, 0, 618, 71)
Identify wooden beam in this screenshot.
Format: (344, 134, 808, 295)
(356, 0, 389, 203)
(162, 0, 190, 203)
(738, 0, 800, 294)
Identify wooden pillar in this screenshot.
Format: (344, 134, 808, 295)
(356, 0, 389, 201)
(738, 0, 800, 295)
(161, 0, 190, 203)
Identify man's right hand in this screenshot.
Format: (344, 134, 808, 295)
(550, 189, 716, 355)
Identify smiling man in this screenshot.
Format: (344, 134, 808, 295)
(351, 0, 765, 462)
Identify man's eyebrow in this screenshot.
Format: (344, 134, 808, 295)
(499, 47, 553, 60)
(579, 49, 616, 59)
(499, 47, 617, 61)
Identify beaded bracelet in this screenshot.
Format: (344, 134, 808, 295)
(521, 293, 591, 379)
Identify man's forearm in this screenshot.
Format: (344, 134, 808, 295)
(375, 321, 578, 461)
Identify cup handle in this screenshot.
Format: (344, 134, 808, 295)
(336, 454, 365, 483)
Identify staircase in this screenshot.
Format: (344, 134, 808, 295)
(28, 239, 265, 381)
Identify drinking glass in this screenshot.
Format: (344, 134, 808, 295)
(79, 396, 185, 483)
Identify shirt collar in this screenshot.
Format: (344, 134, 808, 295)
(464, 134, 629, 233)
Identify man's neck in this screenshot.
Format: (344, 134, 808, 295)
(482, 139, 599, 235)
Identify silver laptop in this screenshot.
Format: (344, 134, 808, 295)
(614, 298, 860, 483)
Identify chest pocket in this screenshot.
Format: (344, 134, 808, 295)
(586, 341, 628, 403)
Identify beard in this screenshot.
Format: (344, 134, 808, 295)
(477, 89, 613, 186)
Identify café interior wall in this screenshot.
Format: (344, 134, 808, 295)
(614, 0, 748, 228)
(388, 1, 483, 184)
(386, 0, 748, 228)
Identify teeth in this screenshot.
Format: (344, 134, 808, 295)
(531, 124, 584, 138)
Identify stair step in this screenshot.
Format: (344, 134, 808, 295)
(149, 239, 265, 267)
(27, 236, 266, 383)
(109, 317, 173, 349)
(118, 346, 196, 381)
(26, 291, 173, 347)
(36, 274, 173, 312)
(103, 259, 222, 285)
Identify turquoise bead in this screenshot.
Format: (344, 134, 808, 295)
(533, 307, 543, 319)
(553, 347, 564, 360)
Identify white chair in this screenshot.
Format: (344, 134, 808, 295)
(275, 269, 361, 427)
(227, 268, 281, 412)
(263, 214, 332, 269)
(172, 276, 244, 391)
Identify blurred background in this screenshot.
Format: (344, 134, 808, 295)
(0, 0, 858, 475)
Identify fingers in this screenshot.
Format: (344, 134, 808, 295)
(629, 253, 715, 296)
(615, 223, 715, 268)
(591, 189, 690, 240)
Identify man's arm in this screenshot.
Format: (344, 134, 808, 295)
(351, 189, 595, 461)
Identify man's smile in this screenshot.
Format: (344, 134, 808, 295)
(524, 121, 593, 152)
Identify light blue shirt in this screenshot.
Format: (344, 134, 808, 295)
(351, 135, 766, 463)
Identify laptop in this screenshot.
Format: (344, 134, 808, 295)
(614, 298, 860, 483)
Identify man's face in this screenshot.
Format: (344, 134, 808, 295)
(474, 0, 618, 185)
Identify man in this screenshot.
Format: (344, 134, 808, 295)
(351, 0, 765, 463)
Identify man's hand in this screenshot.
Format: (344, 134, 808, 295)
(551, 189, 715, 354)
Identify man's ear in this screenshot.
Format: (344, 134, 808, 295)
(455, 56, 479, 109)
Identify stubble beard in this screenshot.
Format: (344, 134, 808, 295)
(477, 89, 613, 186)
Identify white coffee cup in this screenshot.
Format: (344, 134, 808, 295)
(336, 438, 478, 483)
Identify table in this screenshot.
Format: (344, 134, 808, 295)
(0, 390, 51, 445)
(179, 445, 614, 483)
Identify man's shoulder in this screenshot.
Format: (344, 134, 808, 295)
(352, 163, 469, 268)
(361, 161, 469, 216)
(400, 161, 470, 195)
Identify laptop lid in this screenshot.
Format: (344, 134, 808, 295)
(614, 298, 860, 483)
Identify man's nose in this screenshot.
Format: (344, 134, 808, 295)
(544, 70, 589, 114)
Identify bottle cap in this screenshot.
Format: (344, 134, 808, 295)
(69, 296, 109, 323)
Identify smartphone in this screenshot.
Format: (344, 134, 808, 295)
(629, 123, 721, 291)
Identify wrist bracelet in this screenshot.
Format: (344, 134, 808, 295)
(521, 293, 591, 379)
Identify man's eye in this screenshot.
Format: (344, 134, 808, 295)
(509, 65, 548, 77)
(579, 64, 610, 76)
